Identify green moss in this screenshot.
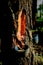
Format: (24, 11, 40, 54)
(0, 62, 2, 65)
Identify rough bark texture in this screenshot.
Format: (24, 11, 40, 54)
(8, 0, 37, 65)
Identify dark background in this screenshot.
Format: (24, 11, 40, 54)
(0, 0, 19, 64)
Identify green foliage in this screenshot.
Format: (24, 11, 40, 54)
(36, 4, 43, 23)
(37, 4, 43, 10)
(36, 17, 43, 22)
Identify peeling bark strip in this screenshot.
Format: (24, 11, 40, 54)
(17, 9, 26, 36)
(19, 0, 33, 29)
